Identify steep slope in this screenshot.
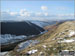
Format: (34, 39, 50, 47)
(3, 21, 75, 56)
(1, 21, 45, 52)
(1, 21, 44, 36)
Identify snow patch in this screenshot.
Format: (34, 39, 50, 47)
(0, 34, 38, 45)
(40, 30, 47, 34)
(17, 40, 39, 52)
(40, 52, 43, 54)
(62, 50, 69, 51)
(0, 52, 8, 56)
(0, 34, 27, 45)
(26, 21, 32, 26)
(68, 30, 75, 37)
(61, 39, 75, 43)
(27, 49, 38, 54)
(42, 45, 46, 48)
(31, 21, 49, 27)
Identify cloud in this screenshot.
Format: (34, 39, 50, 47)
(9, 12, 18, 16)
(57, 14, 74, 17)
(56, 14, 74, 20)
(44, 12, 48, 16)
(1, 12, 18, 21)
(20, 9, 30, 17)
(35, 12, 48, 16)
(35, 12, 42, 16)
(1, 9, 74, 21)
(41, 6, 48, 11)
(56, 7, 69, 11)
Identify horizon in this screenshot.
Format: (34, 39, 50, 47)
(1, 0, 74, 21)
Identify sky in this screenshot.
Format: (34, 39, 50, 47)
(1, 0, 75, 21)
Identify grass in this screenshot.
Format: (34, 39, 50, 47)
(5, 21, 75, 56)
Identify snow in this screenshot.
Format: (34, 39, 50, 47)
(29, 35, 35, 37)
(0, 34, 39, 45)
(40, 52, 43, 54)
(40, 30, 47, 34)
(27, 49, 38, 54)
(31, 21, 46, 27)
(0, 34, 27, 45)
(31, 20, 51, 27)
(61, 39, 75, 43)
(68, 30, 75, 37)
(42, 45, 46, 48)
(53, 48, 56, 50)
(0, 52, 8, 56)
(62, 50, 69, 51)
(26, 21, 32, 26)
(17, 40, 39, 52)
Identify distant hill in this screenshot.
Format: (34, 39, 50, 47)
(30, 20, 57, 27)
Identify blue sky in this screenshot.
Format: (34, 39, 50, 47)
(1, 0, 75, 21)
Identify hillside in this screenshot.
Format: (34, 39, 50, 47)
(1, 21, 45, 52)
(1, 21, 44, 36)
(2, 21, 75, 56)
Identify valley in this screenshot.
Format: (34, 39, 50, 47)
(0, 21, 75, 56)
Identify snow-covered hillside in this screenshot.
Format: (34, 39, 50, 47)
(0, 34, 27, 45)
(16, 40, 39, 52)
(0, 30, 47, 45)
(30, 20, 56, 27)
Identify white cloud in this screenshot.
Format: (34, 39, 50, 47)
(1, 12, 18, 21)
(35, 12, 48, 16)
(57, 14, 74, 17)
(20, 9, 30, 17)
(41, 6, 48, 11)
(9, 12, 18, 16)
(56, 13, 74, 20)
(44, 12, 48, 16)
(56, 7, 69, 11)
(35, 12, 42, 16)
(1, 9, 74, 21)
